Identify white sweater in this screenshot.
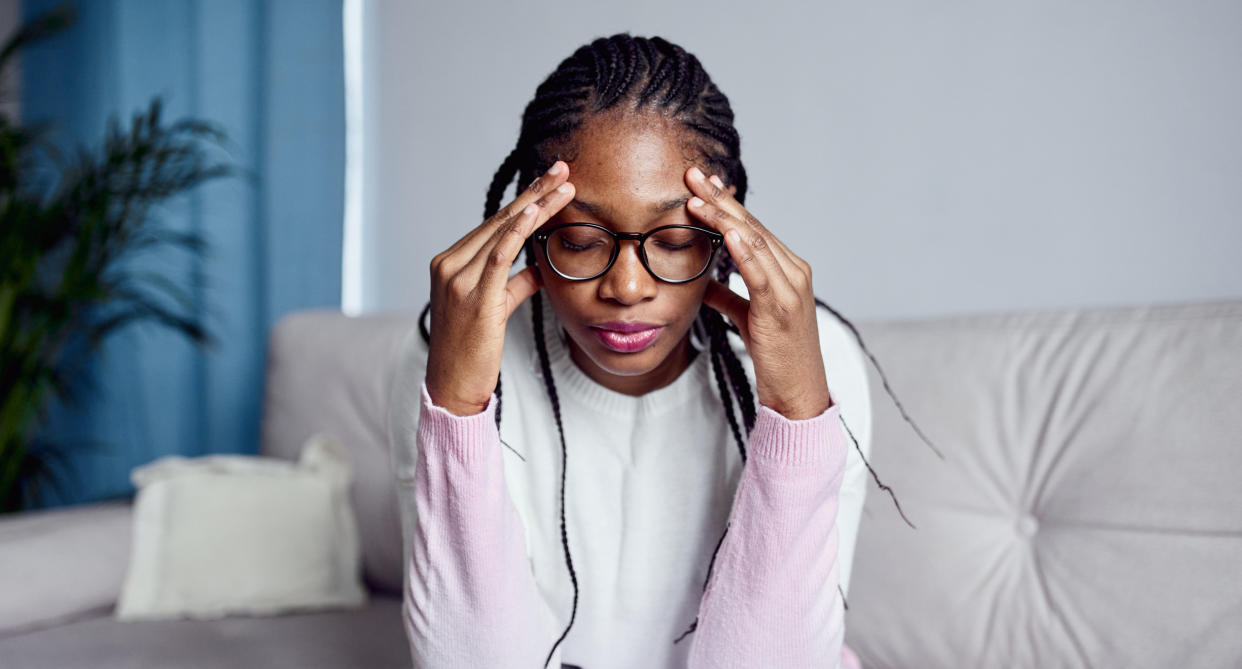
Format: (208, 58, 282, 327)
(387, 276, 874, 668)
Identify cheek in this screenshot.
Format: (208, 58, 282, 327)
(663, 284, 711, 334)
(537, 276, 596, 322)
(679, 280, 712, 313)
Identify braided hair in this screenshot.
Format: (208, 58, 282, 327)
(417, 32, 935, 666)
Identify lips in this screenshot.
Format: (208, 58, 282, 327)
(589, 321, 664, 353)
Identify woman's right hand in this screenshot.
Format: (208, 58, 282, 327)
(424, 160, 575, 416)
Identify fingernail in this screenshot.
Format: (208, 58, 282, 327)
(709, 175, 725, 189)
(689, 166, 705, 181)
(688, 196, 704, 208)
(556, 182, 571, 193)
(548, 161, 562, 175)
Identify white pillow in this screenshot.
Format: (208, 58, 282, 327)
(115, 433, 367, 621)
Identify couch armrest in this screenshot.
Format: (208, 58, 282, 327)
(0, 499, 133, 638)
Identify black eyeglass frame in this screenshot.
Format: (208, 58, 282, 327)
(532, 222, 725, 284)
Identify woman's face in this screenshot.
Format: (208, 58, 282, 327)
(534, 111, 735, 396)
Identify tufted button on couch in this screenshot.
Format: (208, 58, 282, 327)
(845, 298, 1242, 668)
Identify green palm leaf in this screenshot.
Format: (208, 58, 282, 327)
(0, 5, 235, 513)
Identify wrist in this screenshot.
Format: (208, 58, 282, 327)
(766, 388, 833, 420)
(424, 379, 491, 417)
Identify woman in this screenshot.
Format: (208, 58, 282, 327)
(388, 33, 875, 669)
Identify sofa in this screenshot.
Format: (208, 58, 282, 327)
(1, 297, 1239, 668)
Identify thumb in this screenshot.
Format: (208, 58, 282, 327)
(702, 279, 750, 342)
(505, 265, 543, 319)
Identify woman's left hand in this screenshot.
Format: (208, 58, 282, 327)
(684, 165, 833, 420)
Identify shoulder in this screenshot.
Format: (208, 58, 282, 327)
(386, 312, 431, 447)
(813, 300, 873, 456)
(388, 307, 431, 416)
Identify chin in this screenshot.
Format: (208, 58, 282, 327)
(584, 342, 671, 376)
(569, 327, 681, 378)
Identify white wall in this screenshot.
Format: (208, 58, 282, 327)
(345, 0, 1242, 321)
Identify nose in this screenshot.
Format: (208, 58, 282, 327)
(598, 240, 658, 305)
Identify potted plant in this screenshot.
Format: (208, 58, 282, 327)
(0, 6, 234, 513)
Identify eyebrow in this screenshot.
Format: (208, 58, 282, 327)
(569, 195, 690, 218)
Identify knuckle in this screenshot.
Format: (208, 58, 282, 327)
(527, 176, 546, 195)
(446, 273, 473, 297)
(796, 269, 811, 290)
(503, 220, 527, 239)
(789, 264, 810, 288)
(489, 245, 510, 266)
(708, 183, 725, 200)
(747, 233, 769, 251)
(430, 254, 449, 280)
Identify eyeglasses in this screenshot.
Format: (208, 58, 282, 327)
(532, 222, 724, 284)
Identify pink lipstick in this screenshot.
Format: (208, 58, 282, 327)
(590, 321, 663, 353)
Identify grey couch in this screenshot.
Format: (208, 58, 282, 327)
(1, 298, 1239, 668)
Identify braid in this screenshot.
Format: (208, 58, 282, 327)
(530, 291, 580, 668)
(701, 306, 746, 463)
(485, 145, 524, 221)
(408, 32, 936, 659)
(710, 262, 758, 435)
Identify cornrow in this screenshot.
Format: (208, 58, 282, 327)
(703, 307, 747, 463)
(529, 290, 580, 668)
(416, 31, 936, 665)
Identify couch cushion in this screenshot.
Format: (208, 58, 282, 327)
(116, 434, 366, 621)
(0, 500, 132, 638)
(0, 594, 408, 668)
(261, 309, 419, 595)
(845, 298, 1242, 668)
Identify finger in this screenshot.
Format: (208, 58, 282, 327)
(710, 170, 814, 285)
(472, 180, 576, 293)
(686, 192, 791, 300)
(688, 167, 803, 275)
(701, 279, 751, 341)
(715, 173, 799, 265)
(504, 265, 543, 319)
(470, 202, 539, 296)
(442, 160, 571, 263)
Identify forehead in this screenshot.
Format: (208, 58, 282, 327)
(564, 112, 697, 202)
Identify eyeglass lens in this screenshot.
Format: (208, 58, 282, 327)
(546, 225, 714, 281)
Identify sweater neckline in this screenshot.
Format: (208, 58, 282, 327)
(534, 293, 714, 418)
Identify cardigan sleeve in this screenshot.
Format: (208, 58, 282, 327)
(394, 380, 564, 669)
(686, 400, 850, 669)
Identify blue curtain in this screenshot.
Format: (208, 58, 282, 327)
(21, 0, 344, 508)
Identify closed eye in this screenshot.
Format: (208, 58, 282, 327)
(559, 237, 605, 252)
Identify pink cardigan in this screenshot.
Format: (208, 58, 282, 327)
(404, 381, 862, 668)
